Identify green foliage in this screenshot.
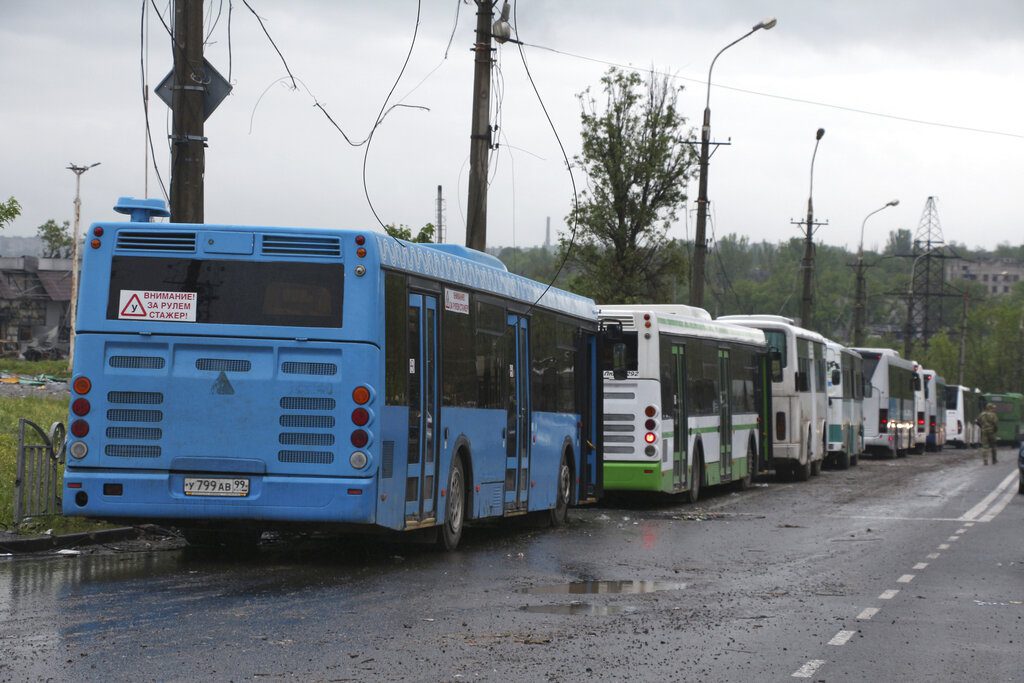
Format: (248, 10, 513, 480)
(0, 196, 21, 230)
(36, 219, 73, 258)
(561, 68, 696, 304)
(385, 222, 435, 243)
(0, 359, 70, 379)
(0, 396, 64, 529)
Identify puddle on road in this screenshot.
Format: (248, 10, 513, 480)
(519, 602, 638, 616)
(521, 580, 687, 595)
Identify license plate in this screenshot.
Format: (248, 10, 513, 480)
(183, 477, 250, 497)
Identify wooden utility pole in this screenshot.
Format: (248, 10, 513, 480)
(957, 292, 969, 385)
(169, 0, 205, 223)
(465, 1, 494, 252)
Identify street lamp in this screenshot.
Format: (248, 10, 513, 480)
(798, 127, 826, 328)
(852, 199, 899, 346)
(690, 17, 777, 308)
(66, 161, 101, 370)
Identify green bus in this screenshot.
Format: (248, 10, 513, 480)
(985, 392, 1024, 445)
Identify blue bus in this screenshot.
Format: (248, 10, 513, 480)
(63, 198, 602, 550)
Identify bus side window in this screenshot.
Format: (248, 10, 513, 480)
(770, 350, 783, 382)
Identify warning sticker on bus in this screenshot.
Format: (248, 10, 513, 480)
(444, 288, 470, 315)
(118, 290, 197, 322)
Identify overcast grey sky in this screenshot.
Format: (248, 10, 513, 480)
(1, 1, 1021, 252)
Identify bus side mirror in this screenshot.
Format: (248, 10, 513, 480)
(612, 342, 628, 381)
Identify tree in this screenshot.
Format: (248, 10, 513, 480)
(37, 219, 73, 258)
(561, 68, 696, 304)
(384, 223, 435, 243)
(0, 196, 21, 230)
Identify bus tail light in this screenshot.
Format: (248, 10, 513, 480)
(352, 408, 369, 426)
(776, 411, 786, 440)
(879, 409, 889, 433)
(72, 376, 91, 394)
(917, 412, 925, 432)
(957, 419, 962, 435)
(71, 420, 90, 438)
(644, 405, 656, 418)
(353, 386, 371, 405)
(644, 432, 657, 444)
(71, 398, 90, 416)
(351, 430, 369, 448)
(644, 419, 656, 430)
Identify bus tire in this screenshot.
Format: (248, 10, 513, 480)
(850, 452, 859, 467)
(439, 455, 466, 551)
(836, 449, 850, 470)
(686, 450, 703, 503)
(811, 458, 822, 476)
(548, 452, 572, 527)
(795, 458, 811, 482)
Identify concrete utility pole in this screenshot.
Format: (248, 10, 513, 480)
(66, 162, 101, 371)
(797, 128, 826, 329)
(690, 17, 776, 308)
(851, 199, 899, 346)
(957, 292, 969, 385)
(169, 0, 205, 223)
(465, 1, 496, 252)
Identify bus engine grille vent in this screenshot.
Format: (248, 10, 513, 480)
(106, 427, 163, 440)
(116, 231, 196, 252)
(279, 432, 335, 447)
(279, 414, 335, 429)
(107, 391, 164, 405)
(280, 397, 336, 411)
(108, 409, 164, 422)
(382, 441, 394, 478)
(105, 444, 162, 458)
(196, 358, 252, 373)
(261, 234, 342, 257)
(278, 450, 334, 465)
(281, 361, 338, 376)
(109, 355, 165, 369)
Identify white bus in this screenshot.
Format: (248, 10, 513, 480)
(852, 348, 915, 458)
(598, 306, 769, 502)
(824, 340, 864, 469)
(912, 365, 928, 453)
(945, 384, 980, 448)
(923, 370, 946, 452)
(719, 315, 827, 481)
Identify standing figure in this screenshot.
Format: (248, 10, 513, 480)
(978, 403, 999, 465)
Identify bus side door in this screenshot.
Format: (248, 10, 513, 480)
(719, 348, 733, 480)
(405, 293, 439, 526)
(505, 314, 531, 512)
(671, 344, 688, 491)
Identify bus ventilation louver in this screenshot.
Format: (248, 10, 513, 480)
(261, 234, 342, 257)
(195, 358, 252, 373)
(109, 356, 165, 370)
(105, 444, 161, 458)
(104, 391, 165, 458)
(116, 231, 197, 252)
(382, 441, 394, 478)
(106, 427, 162, 440)
(108, 391, 164, 405)
(278, 395, 338, 466)
(107, 409, 164, 423)
(281, 362, 338, 376)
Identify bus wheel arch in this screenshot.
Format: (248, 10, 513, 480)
(735, 435, 756, 491)
(687, 440, 704, 503)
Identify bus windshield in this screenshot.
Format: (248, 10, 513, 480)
(861, 353, 881, 382)
(944, 385, 959, 409)
(105, 256, 343, 328)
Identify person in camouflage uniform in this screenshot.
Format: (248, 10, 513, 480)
(978, 403, 999, 465)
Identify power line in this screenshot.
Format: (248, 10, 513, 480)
(241, 0, 296, 89)
(522, 41, 1024, 140)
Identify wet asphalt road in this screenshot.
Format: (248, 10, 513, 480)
(1, 447, 1022, 682)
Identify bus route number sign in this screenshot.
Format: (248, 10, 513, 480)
(118, 290, 197, 322)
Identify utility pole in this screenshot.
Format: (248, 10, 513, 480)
(435, 185, 444, 244)
(957, 292, 969, 385)
(797, 128, 826, 329)
(852, 259, 868, 346)
(169, 0, 205, 223)
(66, 162, 101, 371)
(465, 1, 495, 252)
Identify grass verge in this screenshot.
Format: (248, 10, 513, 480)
(0, 359, 70, 380)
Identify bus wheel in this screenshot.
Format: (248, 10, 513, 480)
(850, 452, 859, 467)
(686, 452, 703, 503)
(735, 442, 754, 491)
(548, 453, 572, 527)
(794, 458, 811, 482)
(836, 449, 850, 470)
(811, 459, 822, 476)
(439, 456, 466, 551)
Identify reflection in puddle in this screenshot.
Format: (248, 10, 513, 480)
(520, 602, 638, 615)
(522, 580, 687, 595)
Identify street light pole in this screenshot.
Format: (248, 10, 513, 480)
(798, 128, 826, 328)
(66, 161, 101, 371)
(852, 199, 899, 346)
(690, 17, 776, 308)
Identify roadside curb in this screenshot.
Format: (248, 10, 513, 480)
(0, 525, 154, 555)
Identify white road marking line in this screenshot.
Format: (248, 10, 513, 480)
(947, 536, 959, 542)
(792, 660, 826, 678)
(959, 471, 1018, 521)
(964, 522, 975, 527)
(879, 589, 899, 600)
(897, 574, 915, 583)
(927, 553, 940, 559)
(828, 630, 856, 646)
(938, 543, 950, 550)
(857, 607, 879, 620)
(913, 562, 928, 570)
(955, 528, 967, 534)
(831, 514, 969, 522)
(979, 484, 1018, 523)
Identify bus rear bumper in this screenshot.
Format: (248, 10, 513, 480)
(603, 461, 668, 492)
(62, 469, 377, 525)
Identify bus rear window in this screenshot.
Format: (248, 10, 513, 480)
(106, 257, 343, 328)
(600, 331, 638, 373)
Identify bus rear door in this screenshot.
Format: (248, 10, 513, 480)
(405, 293, 439, 527)
(505, 314, 531, 512)
(718, 348, 733, 480)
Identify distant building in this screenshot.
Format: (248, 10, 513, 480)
(946, 257, 1024, 296)
(0, 256, 71, 354)
(0, 235, 45, 258)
